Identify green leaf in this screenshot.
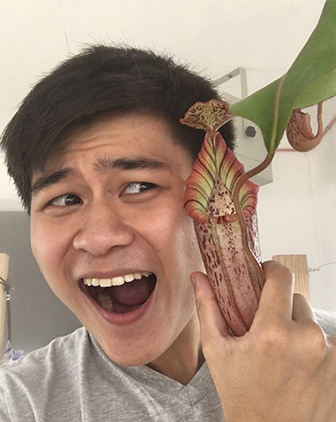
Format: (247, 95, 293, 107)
(230, 0, 336, 153)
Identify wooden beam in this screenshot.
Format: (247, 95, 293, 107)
(0, 254, 9, 357)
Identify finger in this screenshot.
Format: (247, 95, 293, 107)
(292, 293, 316, 323)
(257, 260, 295, 320)
(191, 271, 232, 341)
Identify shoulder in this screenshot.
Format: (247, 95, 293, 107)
(314, 308, 336, 337)
(0, 327, 91, 421)
(0, 327, 88, 380)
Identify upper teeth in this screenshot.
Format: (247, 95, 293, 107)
(83, 272, 151, 288)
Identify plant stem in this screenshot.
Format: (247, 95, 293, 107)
(322, 112, 336, 137)
(232, 151, 275, 289)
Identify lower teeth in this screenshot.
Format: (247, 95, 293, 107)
(97, 290, 113, 311)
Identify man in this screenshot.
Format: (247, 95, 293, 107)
(0, 45, 336, 421)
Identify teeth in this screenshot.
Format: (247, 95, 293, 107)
(100, 279, 112, 287)
(83, 272, 151, 288)
(92, 278, 100, 287)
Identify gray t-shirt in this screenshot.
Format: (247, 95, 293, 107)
(0, 327, 223, 421)
(0, 308, 335, 421)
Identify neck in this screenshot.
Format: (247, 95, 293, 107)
(147, 313, 204, 385)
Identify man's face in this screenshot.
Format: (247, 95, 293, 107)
(30, 113, 205, 367)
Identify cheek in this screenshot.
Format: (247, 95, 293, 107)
(138, 205, 189, 249)
(137, 204, 203, 271)
(30, 218, 69, 279)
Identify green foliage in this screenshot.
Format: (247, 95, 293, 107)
(230, 0, 336, 153)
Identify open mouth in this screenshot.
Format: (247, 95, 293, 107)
(81, 272, 157, 314)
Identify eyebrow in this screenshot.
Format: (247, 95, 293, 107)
(95, 156, 167, 171)
(31, 168, 73, 196)
(31, 157, 168, 196)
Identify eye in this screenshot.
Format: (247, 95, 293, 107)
(123, 182, 156, 195)
(49, 193, 83, 207)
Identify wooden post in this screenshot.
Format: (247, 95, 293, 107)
(272, 254, 311, 301)
(0, 254, 9, 356)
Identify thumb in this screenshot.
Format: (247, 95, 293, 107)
(191, 271, 232, 343)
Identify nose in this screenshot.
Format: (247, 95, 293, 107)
(73, 201, 135, 256)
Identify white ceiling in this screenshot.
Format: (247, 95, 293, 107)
(0, 0, 328, 210)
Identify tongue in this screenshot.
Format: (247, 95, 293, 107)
(111, 276, 155, 308)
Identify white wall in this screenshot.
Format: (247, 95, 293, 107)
(0, 1, 335, 312)
(258, 96, 336, 311)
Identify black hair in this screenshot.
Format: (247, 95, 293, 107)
(0, 44, 235, 212)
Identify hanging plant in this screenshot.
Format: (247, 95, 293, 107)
(181, 0, 336, 335)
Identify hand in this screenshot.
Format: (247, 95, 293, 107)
(191, 260, 336, 422)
